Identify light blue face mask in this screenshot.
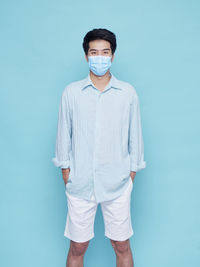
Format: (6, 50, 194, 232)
(88, 56, 112, 76)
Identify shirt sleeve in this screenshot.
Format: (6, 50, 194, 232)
(128, 92, 146, 172)
(52, 88, 72, 169)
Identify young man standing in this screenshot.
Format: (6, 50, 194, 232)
(52, 28, 146, 267)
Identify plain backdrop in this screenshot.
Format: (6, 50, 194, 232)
(0, 0, 199, 266)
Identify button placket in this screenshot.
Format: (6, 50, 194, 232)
(92, 91, 102, 198)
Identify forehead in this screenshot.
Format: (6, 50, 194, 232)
(88, 39, 111, 50)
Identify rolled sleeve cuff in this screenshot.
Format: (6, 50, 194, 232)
(52, 157, 70, 169)
(130, 161, 146, 172)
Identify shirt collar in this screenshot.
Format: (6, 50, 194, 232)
(81, 72, 123, 91)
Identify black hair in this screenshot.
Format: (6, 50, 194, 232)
(82, 28, 117, 55)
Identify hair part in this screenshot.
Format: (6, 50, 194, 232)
(83, 28, 117, 55)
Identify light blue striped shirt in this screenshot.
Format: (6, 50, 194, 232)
(52, 73, 146, 202)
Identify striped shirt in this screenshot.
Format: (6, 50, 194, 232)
(52, 72, 146, 202)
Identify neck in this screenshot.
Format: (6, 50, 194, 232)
(89, 71, 111, 91)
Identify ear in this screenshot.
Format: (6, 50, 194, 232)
(85, 54, 89, 62)
(111, 53, 115, 62)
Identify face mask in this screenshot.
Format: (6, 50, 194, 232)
(88, 56, 112, 76)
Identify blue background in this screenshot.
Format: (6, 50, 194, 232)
(0, 0, 199, 266)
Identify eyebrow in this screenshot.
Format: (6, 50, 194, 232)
(89, 48, 111, 51)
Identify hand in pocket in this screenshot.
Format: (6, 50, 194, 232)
(130, 171, 136, 183)
(62, 168, 70, 185)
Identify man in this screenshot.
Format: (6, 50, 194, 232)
(52, 28, 146, 267)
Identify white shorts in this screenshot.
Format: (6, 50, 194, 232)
(64, 176, 134, 242)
